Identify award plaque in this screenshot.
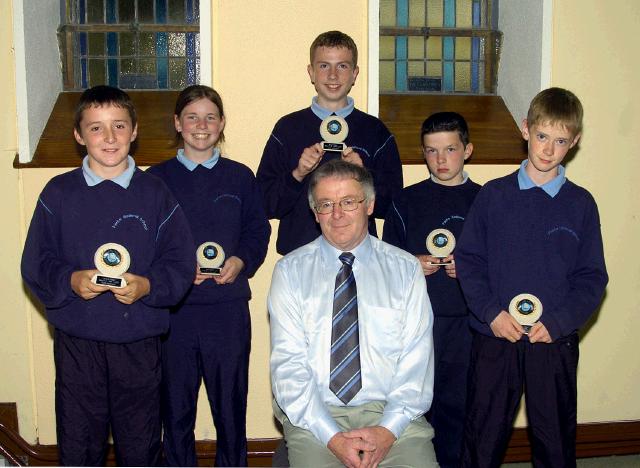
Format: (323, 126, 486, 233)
(91, 243, 130, 288)
(426, 228, 455, 265)
(320, 116, 349, 152)
(508, 293, 543, 334)
(197, 241, 225, 275)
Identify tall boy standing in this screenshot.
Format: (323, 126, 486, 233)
(455, 88, 608, 467)
(257, 30, 403, 255)
(383, 112, 480, 468)
(21, 86, 194, 466)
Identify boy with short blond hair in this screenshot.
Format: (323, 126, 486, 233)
(257, 30, 403, 255)
(21, 85, 194, 466)
(383, 111, 481, 468)
(456, 88, 608, 467)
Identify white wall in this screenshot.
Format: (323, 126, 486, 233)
(14, 0, 62, 163)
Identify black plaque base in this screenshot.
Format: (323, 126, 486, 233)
(94, 275, 126, 288)
(322, 142, 346, 152)
(200, 267, 222, 276)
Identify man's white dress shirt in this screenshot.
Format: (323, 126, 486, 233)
(269, 234, 435, 446)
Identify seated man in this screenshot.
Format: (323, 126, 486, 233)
(268, 159, 437, 468)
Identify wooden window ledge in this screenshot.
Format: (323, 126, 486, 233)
(13, 91, 179, 168)
(14, 92, 525, 168)
(380, 94, 527, 165)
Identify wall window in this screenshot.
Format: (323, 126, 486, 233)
(58, 0, 200, 90)
(380, 0, 501, 94)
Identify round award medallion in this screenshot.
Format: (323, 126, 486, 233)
(426, 228, 456, 258)
(92, 243, 131, 288)
(508, 293, 543, 327)
(197, 241, 225, 275)
(320, 116, 349, 151)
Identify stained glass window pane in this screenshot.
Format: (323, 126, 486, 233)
(409, 0, 426, 27)
(61, 0, 200, 89)
(380, 0, 397, 28)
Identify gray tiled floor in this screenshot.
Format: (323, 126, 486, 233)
(504, 455, 640, 467)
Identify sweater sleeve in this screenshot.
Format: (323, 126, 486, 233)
(256, 124, 307, 220)
(455, 187, 503, 325)
(141, 195, 195, 308)
(234, 171, 272, 278)
(368, 131, 403, 221)
(382, 195, 409, 250)
(21, 188, 77, 309)
(542, 197, 608, 340)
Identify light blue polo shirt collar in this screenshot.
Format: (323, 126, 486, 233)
(82, 155, 136, 189)
(517, 160, 566, 197)
(311, 96, 355, 120)
(176, 147, 220, 171)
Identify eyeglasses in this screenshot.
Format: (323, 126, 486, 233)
(314, 198, 366, 214)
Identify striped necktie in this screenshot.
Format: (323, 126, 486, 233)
(330, 252, 361, 404)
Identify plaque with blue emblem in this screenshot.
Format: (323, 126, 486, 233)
(197, 241, 225, 276)
(426, 228, 455, 265)
(91, 243, 130, 288)
(320, 116, 349, 152)
(508, 293, 543, 334)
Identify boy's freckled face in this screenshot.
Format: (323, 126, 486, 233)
(307, 46, 359, 111)
(422, 131, 472, 186)
(74, 104, 137, 178)
(521, 120, 580, 184)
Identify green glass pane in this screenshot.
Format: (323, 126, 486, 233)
(455, 62, 471, 92)
(120, 58, 135, 74)
(380, 36, 395, 60)
(426, 37, 442, 60)
(379, 61, 395, 92)
(168, 33, 186, 57)
(408, 61, 425, 77)
(456, 0, 473, 28)
(408, 36, 425, 60)
(88, 58, 106, 86)
(426, 0, 443, 27)
(138, 0, 154, 23)
(87, 0, 104, 23)
(409, 0, 426, 27)
(120, 32, 135, 56)
(139, 58, 156, 75)
(169, 58, 187, 89)
(169, 0, 186, 23)
(139, 32, 156, 57)
(426, 60, 441, 77)
(456, 37, 471, 60)
(118, 0, 135, 23)
(88, 33, 105, 57)
(380, 0, 397, 28)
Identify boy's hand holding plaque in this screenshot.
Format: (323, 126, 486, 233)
(197, 241, 225, 276)
(91, 243, 130, 288)
(320, 116, 349, 152)
(426, 228, 455, 265)
(508, 293, 543, 334)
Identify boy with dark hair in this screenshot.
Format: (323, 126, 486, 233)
(257, 30, 403, 255)
(455, 87, 608, 467)
(21, 85, 194, 466)
(383, 111, 480, 468)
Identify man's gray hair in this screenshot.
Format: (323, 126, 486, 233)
(307, 159, 376, 210)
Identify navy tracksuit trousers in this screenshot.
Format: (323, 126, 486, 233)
(161, 300, 250, 467)
(462, 332, 579, 468)
(428, 315, 472, 468)
(54, 329, 162, 466)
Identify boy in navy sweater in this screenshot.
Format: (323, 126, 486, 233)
(456, 88, 608, 468)
(383, 112, 480, 468)
(21, 86, 194, 466)
(257, 30, 403, 255)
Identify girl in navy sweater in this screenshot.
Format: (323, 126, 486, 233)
(148, 86, 270, 467)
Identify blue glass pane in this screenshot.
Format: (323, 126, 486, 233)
(106, 0, 116, 23)
(157, 57, 168, 88)
(108, 58, 118, 86)
(444, 0, 455, 27)
(186, 0, 195, 23)
(395, 36, 407, 92)
(107, 32, 118, 56)
(156, 0, 167, 23)
(79, 0, 86, 24)
(81, 58, 88, 87)
(186, 32, 196, 57)
(396, 0, 408, 27)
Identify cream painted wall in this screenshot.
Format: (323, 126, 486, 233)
(2, 0, 638, 447)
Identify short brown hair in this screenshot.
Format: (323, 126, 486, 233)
(310, 31, 358, 67)
(527, 87, 583, 136)
(174, 85, 226, 144)
(74, 85, 137, 131)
